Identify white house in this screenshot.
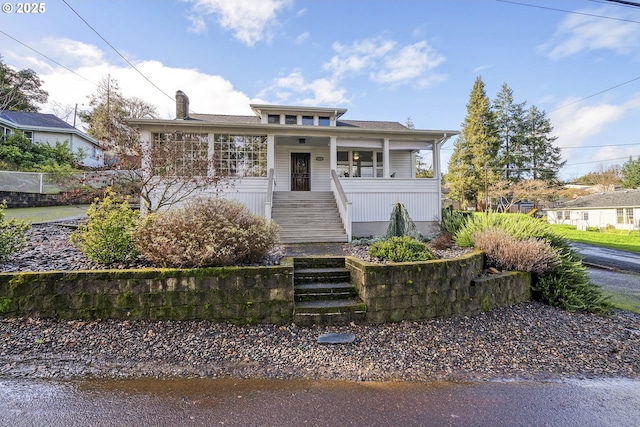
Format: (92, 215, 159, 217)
(129, 91, 458, 243)
(547, 189, 640, 231)
(0, 110, 104, 167)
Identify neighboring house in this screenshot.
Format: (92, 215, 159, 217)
(0, 110, 104, 167)
(547, 189, 640, 231)
(129, 91, 458, 243)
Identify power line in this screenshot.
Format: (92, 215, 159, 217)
(0, 30, 98, 87)
(497, 0, 640, 23)
(61, 0, 175, 103)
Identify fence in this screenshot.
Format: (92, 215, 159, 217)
(0, 170, 136, 194)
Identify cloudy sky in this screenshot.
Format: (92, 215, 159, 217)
(1, 0, 639, 180)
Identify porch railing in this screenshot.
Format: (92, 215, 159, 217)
(264, 168, 275, 219)
(331, 169, 352, 241)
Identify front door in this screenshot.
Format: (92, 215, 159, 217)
(291, 153, 310, 191)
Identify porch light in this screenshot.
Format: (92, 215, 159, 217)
(299, 138, 306, 144)
(353, 152, 359, 160)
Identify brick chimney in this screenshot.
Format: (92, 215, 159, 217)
(175, 90, 189, 119)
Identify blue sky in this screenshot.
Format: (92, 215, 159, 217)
(1, 0, 639, 181)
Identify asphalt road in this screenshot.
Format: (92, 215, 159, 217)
(572, 242, 640, 274)
(2, 378, 640, 427)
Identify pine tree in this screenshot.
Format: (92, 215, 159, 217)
(521, 105, 565, 182)
(445, 77, 499, 210)
(621, 156, 640, 189)
(493, 84, 526, 181)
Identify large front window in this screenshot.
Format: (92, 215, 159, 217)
(337, 150, 383, 177)
(152, 132, 209, 176)
(214, 134, 267, 177)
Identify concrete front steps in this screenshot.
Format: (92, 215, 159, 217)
(292, 257, 366, 326)
(272, 191, 348, 244)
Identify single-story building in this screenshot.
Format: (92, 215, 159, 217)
(547, 189, 640, 231)
(0, 110, 104, 167)
(129, 91, 458, 243)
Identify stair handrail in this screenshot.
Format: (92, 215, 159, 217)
(331, 169, 352, 241)
(265, 168, 275, 219)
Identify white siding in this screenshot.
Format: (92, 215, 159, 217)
(33, 131, 103, 167)
(274, 145, 331, 191)
(341, 178, 440, 222)
(390, 151, 412, 178)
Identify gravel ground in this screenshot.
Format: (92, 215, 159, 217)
(1, 303, 639, 381)
(1, 223, 639, 382)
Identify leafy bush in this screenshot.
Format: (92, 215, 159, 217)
(71, 188, 139, 264)
(135, 198, 279, 267)
(473, 227, 560, 275)
(454, 212, 611, 314)
(0, 201, 30, 262)
(441, 207, 471, 235)
(585, 226, 600, 232)
(368, 236, 434, 262)
(0, 133, 80, 171)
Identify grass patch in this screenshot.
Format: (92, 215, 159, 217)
(550, 224, 640, 254)
(3, 205, 90, 224)
(600, 289, 640, 314)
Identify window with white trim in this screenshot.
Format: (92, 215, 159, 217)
(152, 132, 209, 176)
(214, 134, 267, 177)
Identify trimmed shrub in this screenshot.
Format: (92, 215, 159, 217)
(386, 201, 422, 240)
(0, 200, 30, 262)
(473, 227, 560, 275)
(454, 212, 611, 314)
(135, 198, 279, 267)
(71, 188, 139, 264)
(368, 236, 435, 262)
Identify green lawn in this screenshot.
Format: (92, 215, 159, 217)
(3, 205, 90, 224)
(550, 224, 640, 254)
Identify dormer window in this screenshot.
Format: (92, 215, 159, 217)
(302, 116, 313, 125)
(285, 115, 297, 125)
(319, 116, 330, 126)
(268, 114, 280, 124)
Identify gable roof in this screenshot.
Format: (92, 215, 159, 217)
(555, 189, 640, 209)
(0, 110, 76, 129)
(0, 110, 100, 147)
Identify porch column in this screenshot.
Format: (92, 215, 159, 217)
(433, 141, 441, 178)
(383, 138, 390, 177)
(267, 134, 275, 170)
(330, 136, 337, 170)
(207, 133, 215, 176)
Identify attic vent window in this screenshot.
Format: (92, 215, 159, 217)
(285, 115, 297, 125)
(268, 114, 280, 124)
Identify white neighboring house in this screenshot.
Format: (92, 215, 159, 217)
(0, 110, 104, 167)
(547, 189, 640, 231)
(129, 91, 458, 243)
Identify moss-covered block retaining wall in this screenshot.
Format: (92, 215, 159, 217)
(346, 251, 531, 324)
(0, 266, 293, 324)
(0, 251, 531, 324)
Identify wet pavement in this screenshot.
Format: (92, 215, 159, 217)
(573, 242, 640, 274)
(2, 377, 639, 426)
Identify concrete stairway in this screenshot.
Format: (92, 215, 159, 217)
(272, 191, 348, 244)
(292, 257, 366, 326)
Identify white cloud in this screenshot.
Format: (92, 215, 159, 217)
(295, 32, 310, 45)
(324, 38, 445, 87)
(182, 0, 292, 46)
(540, 7, 640, 60)
(6, 38, 254, 122)
(256, 71, 348, 106)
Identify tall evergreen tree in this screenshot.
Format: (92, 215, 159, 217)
(493, 83, 526, 181)
(446, 77, 499, 210)
(621, 156, 640, 189)
(521, 105, 565, 182)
